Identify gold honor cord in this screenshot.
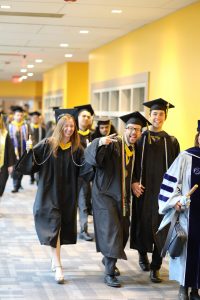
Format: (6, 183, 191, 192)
(0, 130, 7, 168)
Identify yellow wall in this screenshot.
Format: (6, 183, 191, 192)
(43, 63, 68, 109)
(67, 62, 89, 108)
(43, 62, 89, 109)
(89, 2, 200, 150)
(0, 81, 42, 98)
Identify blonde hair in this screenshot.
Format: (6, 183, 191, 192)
(194, 132, 200, 147)
(48, 114, 80, 157)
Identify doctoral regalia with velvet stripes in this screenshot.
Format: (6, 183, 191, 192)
(159, 147, 200, 288)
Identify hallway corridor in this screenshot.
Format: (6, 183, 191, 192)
(0, 176, 178, 300)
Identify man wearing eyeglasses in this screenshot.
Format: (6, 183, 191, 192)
(84, 111, 151, 288)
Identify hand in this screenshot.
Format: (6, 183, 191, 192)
(99, 133, 118, 146)
(132, 182, 145, 197)
(8, 166, 13, 174)
(174, 201, 182, 211)
(26, 135, 33, 152)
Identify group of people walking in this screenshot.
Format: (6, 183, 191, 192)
(0, 99, 200, 300)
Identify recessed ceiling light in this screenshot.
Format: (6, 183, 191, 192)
(64, 54, 73, 58)
(60, 43, 69, 47)
(0, 5, 11, 9)
(20, 68, 27, 73)
(79, 30, 89, 34)
(27, 64, 34, 68)
(27, 73, 34, 77)
(35, 59, 43, 63)
(111, 9, 122, 14)
(20, 75, 27, 80)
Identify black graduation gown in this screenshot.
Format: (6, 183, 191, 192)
(0, 133, 16, 196)
(130, 130, 180, 253)
(84, 138, 133, 260)
(17, 139, 84, 247)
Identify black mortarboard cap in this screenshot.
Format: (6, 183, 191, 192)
(54, 108, 78, 123)
(49, 106, 60, 111)
(96, 117, 111, 126)
(74, 104, 94, 116)
(29, 111, 41, 117)
(120, 111, 151, 128)
(143, 98, 174, 112)
(11, 106, 24, 113)
(197, 120, 200, 132)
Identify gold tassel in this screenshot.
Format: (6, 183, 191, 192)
(166, 102, 169, 118)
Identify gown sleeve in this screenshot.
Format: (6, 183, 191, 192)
(15, 139, 50, 175)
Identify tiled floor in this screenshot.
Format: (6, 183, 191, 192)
(0, 176, 179, 300)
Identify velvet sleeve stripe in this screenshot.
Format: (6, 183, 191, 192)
(160, 183, 174, 193)
(163, 173, 177, 183)
(158, 194, 169, 202)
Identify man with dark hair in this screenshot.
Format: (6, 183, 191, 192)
(130, 98, 180, 283)
(91, 118, 117, 140)
(85, 111, 150, 287)
(74, 104, 94, 241)
(8, 106, 29, 193)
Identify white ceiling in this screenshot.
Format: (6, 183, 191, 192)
(0, 0, 198, 81)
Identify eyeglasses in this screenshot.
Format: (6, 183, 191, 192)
(126, 126, 141, 133)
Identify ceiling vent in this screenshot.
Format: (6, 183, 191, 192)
(0, 11, 64, 18)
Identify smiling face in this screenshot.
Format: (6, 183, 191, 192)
(149, 110, 166, 131)
(124, 123, 142, 145)
(62, 117, 75, 141)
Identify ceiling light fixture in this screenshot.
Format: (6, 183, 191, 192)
(27, 64, 34, 68)
(20, 68, 27, 73)
(64, 54, 73, 58)
(0, 5, 11, 9)
(79, 30, 89, 34)
(27, 73, 34, 77)
(60, 43, 69, 47)
(35, 59, 43, 63)
(111, 9, 122, 14)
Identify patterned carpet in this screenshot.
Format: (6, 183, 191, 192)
(0, 176, 179, 300)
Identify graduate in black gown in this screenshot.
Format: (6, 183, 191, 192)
(29, 111, 46, 184)
(130, 98, 180, 283)
(84, 111, 150, 287)
(74, 104, 94, 241)
(0, 113, 16, 198)
(17, 109, 91, 284)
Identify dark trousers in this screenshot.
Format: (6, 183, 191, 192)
(78, 180, 91, 232)
(12, 169, 23, 190)
(139, 243, 162, 271)
(104, 257, 117, 275)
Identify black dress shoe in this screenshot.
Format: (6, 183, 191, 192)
(139, 253, 150, 271)
(104, 275, 121, 287)
(11, 188, 19, 193)
(79, 231, 93, 241)
(150, 270, 162, 283)
(101, 258, 120, 276)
